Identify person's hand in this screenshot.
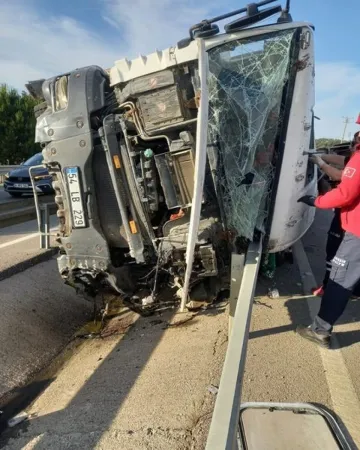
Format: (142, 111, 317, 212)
(310, 155, 325, 168)
(297, 195, 316, 207)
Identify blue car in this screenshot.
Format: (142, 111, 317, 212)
(4, 153, 54, 198)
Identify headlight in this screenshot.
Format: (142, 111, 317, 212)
(4, 172, 9, 180)
(34, 175, 51, 181)
(55, 76, 68, 111)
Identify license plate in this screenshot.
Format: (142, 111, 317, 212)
(14, 183, 30, 188)
(65, 167, 86, 228)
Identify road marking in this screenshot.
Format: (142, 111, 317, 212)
(293, 240, 360, 448)
(0, 228, 57, 250)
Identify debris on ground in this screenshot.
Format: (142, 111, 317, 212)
(208, 385, 219, 395)
(268, 288, 280, 299)
(103, 297, 125, 318)
(74, 320, 103, 339)
(149, 319, 163, 326)
(142, 295, 155, 306)
(186, 300, 208, 310)
(165, 313, 197, 328)
(8, 411, 28, 428)
(100, 312, 137, 338)
(254, 299, 273, 309)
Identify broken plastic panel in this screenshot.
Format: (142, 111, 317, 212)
(207, 29, 296, 239)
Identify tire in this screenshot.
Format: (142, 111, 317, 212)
(34, 101, 47, 119)
(9, 192, 22, 198)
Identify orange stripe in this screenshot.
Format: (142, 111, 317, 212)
(113, 155, 121, 169)
(129, 220, 137, 234)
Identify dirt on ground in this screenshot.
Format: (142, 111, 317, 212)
(1, 304, 228, 450)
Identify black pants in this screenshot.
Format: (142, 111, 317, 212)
(318, 231, 360, 327)
(323, 210, 343, 287)
(323, 210, 360, 296)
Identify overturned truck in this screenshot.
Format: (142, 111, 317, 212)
(27, 1, 317, 313)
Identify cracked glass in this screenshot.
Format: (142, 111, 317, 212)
(207, 29, 296, 239)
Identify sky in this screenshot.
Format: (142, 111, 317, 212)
(0, 0, 359, 138)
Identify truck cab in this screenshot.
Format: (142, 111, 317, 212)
(28, 1, 317, 312)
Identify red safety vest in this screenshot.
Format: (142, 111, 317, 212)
(315, 146, 360, 238)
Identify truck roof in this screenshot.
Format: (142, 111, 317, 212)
(110, 21, 312, 86)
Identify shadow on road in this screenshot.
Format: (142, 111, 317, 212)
(0, 379, 54, 434)
(0, 301, 225, 449)
(0, 311, 173, 449)
(251, 261, 360, 349)
(335, 328, 360, 349)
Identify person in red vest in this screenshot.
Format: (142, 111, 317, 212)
(296, 141, 360, 348)
(311, 131, 360, 296)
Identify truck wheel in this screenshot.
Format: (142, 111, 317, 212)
(34, 101, 47, 118)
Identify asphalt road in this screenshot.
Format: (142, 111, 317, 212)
(0, 216, 58, 277)
(0, 187, 14, 204)
(0, 186, 49, 206)
(0, 215, 91, 407)
(0, 212, 359, 449)
(0, 259, 91, 402)
(0, 187, 28, 204)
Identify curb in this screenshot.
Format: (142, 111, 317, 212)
(0, 249, 58, 282)
(0, 204, 57, 229)
(0, 208, 37, 229)
(0, 196, 56, 228)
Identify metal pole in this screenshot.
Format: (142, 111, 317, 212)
(44, 203, 50, 249)
(180, 38, 209, 312)
(206, 238, 263, 450)
(39, 204, 50, 249)
(29, 164, 45, 233)
(341, 118, 348, 143)
(229, 253, 245, 335)
(40, 205, 45, 249)
(340, 117, 353, 143)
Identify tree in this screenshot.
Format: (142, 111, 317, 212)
(315, 138, 342, 149)
(0, 84, 40, 164)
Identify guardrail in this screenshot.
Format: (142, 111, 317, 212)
(206, 238, 263, 450)
(0, 165, 21, 173)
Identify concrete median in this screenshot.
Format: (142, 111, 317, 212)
(0, 196, 56, 228)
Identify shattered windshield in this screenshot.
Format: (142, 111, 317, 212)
(207, 29, 296, 240)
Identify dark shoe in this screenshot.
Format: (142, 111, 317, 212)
(296, 325, 331, 349)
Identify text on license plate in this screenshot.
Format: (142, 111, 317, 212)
(14, 184, 30, 188)
(65, 167, 86, 228)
